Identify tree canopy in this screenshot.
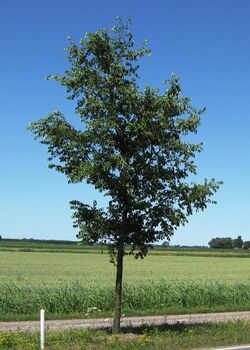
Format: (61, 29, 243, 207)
(209, 236, 244, 249)
(28, 18, 221, 332)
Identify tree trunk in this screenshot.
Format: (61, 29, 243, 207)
(112, 242, 124, 334)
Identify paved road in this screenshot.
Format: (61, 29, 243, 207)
(208, 346, 250, 350)
(1, 310, 250, 332)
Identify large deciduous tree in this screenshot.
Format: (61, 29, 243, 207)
(28, 19, 221, 333)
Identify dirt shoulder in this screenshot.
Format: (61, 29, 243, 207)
(1, 311, 250, 332)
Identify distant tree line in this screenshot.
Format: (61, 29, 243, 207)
(0, 237, 78, 244)
(208, 235, 250, 249)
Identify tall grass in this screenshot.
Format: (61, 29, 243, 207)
(1, 281, 250, 317)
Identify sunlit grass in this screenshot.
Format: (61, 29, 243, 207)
(2, 251, 250, 286)
(1, 321, 250, 349)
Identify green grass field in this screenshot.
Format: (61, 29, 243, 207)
(1, 242, 250, 320)
(2, 251, 250, 286)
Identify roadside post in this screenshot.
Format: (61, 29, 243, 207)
(40, 309, 45, 349)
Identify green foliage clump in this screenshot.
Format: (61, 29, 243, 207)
(0, 332, 38, 350)
(209, 235, 244, 249)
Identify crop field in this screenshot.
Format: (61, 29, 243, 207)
(3, 251, 250, 286)
(1, 242, 250, 320)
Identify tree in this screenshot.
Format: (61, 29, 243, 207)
(162, 241, 170, 247)
(208, 237, 233, 249)
(208, 236, 244, 249)
(243, 241, 250, 249)
(233, 235, 243, 249)
(28, 19, 221, 333)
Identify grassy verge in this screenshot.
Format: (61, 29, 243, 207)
(2, 304, 250, 322)
(1, 321, 250, 349)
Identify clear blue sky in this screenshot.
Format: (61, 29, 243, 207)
(1, 0, 250, 245)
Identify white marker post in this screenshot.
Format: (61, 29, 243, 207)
(40, 309, 45, 349)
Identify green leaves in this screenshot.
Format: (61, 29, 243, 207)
(28, 18, 221, 260)
(28, 111, 92, 183)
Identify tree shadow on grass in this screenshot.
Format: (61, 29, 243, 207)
(103, 322, 208, 335)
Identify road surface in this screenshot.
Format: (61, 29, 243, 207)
(208, 346, 250, 350)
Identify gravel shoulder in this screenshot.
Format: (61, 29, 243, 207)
(1, 311, 250, 332)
